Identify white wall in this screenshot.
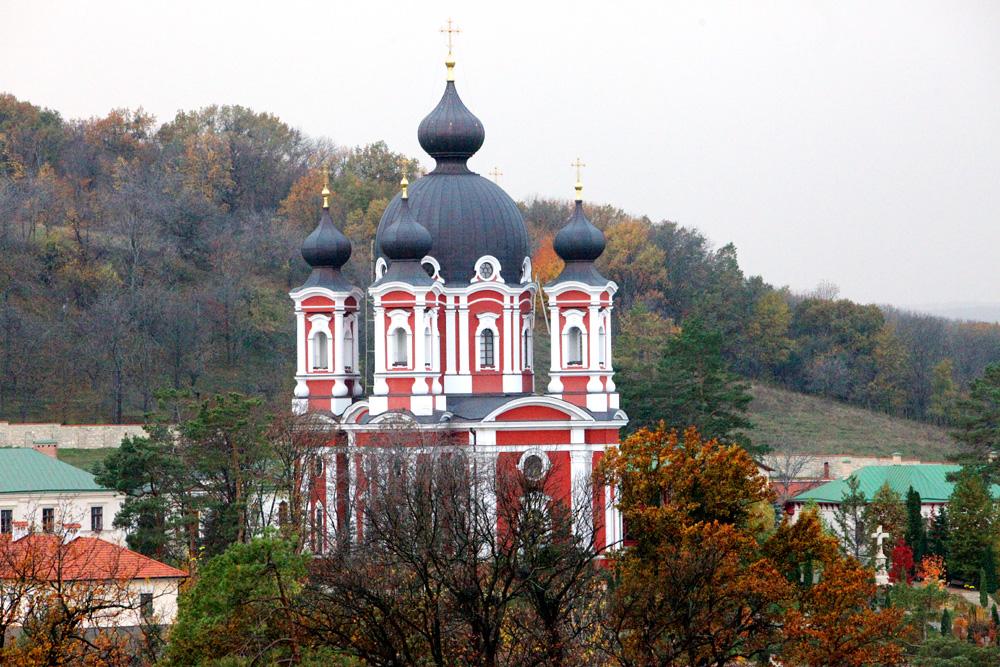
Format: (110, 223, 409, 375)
(0, 490, 125, 545)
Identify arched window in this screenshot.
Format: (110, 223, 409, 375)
(344, 324, 354, 371)
(598, 325, 606, 368)
(424, 326, 433, 369)
(312, 331, 329, 370)
(566, 327, 583, 366)
(480, 329, 495, 368)
(391, 328, 409, 367)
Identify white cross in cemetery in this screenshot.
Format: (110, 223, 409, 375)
(872, 524, 890, 586)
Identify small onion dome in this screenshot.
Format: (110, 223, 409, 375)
(553, 195, 605, 262)
(380, 178, 432, 261)
(417, 76, 485, 174)
(301, 199, 351, 270)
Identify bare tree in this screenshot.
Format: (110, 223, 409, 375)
(301, 437, 608, 666)
(763, 450, 817, 505)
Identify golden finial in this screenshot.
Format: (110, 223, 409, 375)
(571, 157, 586, 201)
(400, 173, 409, 200)
(440, 18, 460, 81)
(321, 163, 331, 209)
(488, 166, 503, 184)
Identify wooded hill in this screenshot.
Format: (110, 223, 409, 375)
(1, 94, 998, 434)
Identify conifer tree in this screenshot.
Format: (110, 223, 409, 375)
(940, 608, 952, 637)
(927, 507, 950, 565)
(905, 486, 927, 566)
(948, 470, 996, 583)
(952, 364, 1000, 484)
(980, 569, 989, 608)
(992, 604, 999, 629)
(981, 544, 999, 594)
(625, 317, 756, 452)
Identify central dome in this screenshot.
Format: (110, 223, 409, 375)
(375, 70, 529, 285)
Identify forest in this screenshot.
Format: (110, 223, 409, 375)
(1, 92, 998, 427)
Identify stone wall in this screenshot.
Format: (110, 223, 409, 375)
(0, 422, 145, 449)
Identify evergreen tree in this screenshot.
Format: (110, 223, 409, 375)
(927, 507, 950, 566)
(905, 486, 927, 566)
(940, 608, 952, 637)
(623, 317, 756, 452)
(948, 470, 996, 583)
(832, 475, 870, 562)
(980, 569, 989, 607)
(953, 363, 1000, 484)
(992, 604, 999, 628)
(982, 544, 999, 594)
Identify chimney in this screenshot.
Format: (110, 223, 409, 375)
(822, 461, 831, 480)
(891, 452, 902, 465)
(32, 441, 58, 458)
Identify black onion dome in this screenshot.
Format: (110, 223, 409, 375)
(376, 174, 529, 284)
(380, 196, 432, 261)
(301, 208, 351, 269)
(417, 80, 485, 173)
(553, 200, 606, 262)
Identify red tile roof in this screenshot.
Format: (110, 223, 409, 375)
(0, 534, 187, 581)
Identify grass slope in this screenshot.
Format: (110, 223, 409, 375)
(748, 384, 955, 460)
(57, 448, 116, 474)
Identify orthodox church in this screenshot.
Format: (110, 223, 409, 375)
(289, 47, 626, 552)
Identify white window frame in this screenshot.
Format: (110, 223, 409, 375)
(518, 448, 552, 481)
(386, 310, 413, 369)
(520, 256, 532, 284)
(375, 257, 387, 280)
(521, 316, 533, 370)
(308, 315, 332, 371)
(471, 255, 504, 284)
(475, 313, 501, 371)
(343, 315, 356, 372)
(561, 310, 587, 367)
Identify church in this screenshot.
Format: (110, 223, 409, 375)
(288, 45, 627, 553)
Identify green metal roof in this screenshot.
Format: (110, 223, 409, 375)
(792, 464, 1000, 504)
(0, 448, 107, 494)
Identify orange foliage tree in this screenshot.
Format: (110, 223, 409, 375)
(599, 425, 906, 667)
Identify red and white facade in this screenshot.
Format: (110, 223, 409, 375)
(290, 58, 626, 554)
(290, 285, 364, 416)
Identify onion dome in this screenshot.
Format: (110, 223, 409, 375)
(380, 176, 432, 261)
(417, 58, 485, 174)
(297, 174, 354, 291)
(554, 182, 606, 262)
(549, 179, 609, 286)
(375, 57, 529, 285)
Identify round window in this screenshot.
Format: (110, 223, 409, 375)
(522, 453, 545, 481)
(478, 263, 494, 280)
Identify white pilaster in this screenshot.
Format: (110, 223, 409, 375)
(570, 450, 593, 538)
(547, 305, 562, 393)
(373, 305, 388, 395)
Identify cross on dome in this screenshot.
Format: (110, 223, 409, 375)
(571, 157, 586, 201)
(440, 18, 461, 81)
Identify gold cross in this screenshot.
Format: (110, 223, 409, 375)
(571, 157, 586, 183)
(440, 18, 461, 55)
(488, 166, 503, 183)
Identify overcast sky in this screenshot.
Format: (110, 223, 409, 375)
(2, 1, 998, 309)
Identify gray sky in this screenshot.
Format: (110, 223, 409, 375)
(2, 0, 998, 309)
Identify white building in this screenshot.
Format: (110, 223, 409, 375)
(0, 447, 125, 544)
(0, 533, 186, 627)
